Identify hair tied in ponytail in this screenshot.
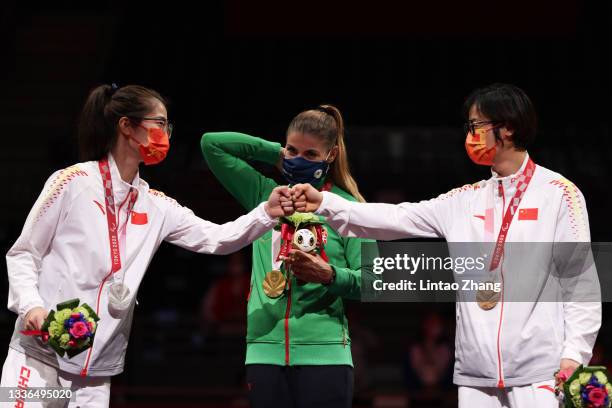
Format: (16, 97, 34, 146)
(316, 106, 331, 116)
(103, 83, 120, 99)
(78, 84, 165, 161)
(287, 104, 365, 202)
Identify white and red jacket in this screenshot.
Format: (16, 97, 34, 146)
(316, 154, 601, 388)
(6, 154, 277, 376)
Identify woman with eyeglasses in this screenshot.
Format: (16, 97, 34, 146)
(0, 84, 291, 407)
(201, 105, 373, 408)
(290, 84, 601, 408)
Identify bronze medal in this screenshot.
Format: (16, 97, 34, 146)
(476, 282, 501, 310)
(263, 270, 286, 298)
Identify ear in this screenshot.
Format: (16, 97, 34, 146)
(327, 145, 339, 162)
(117, 117, 134, 139)
(499, 125, 515, 143)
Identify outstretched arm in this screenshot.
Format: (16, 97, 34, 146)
(164, 186, 293, 254)
(290, 183, 457, 240)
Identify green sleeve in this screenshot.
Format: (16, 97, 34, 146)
(200, 131, 282, 211)
(326, 236, 377, 300)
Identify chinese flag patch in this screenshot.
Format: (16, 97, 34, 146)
(131, 212, 148, 225)
(518, 208, 538, 221)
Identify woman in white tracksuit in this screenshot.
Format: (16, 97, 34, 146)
(1, 84, 292, 407)
(291, 83, 601, 408)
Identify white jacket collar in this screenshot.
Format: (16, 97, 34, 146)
(490, 152, 530, 182)
(107, 153, 143, 193)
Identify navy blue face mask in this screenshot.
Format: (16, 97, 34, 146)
(282, 152, 331, 185)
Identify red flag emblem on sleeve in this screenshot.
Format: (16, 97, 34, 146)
(518, 208, 538, 221)
(131, 212, 148, 225)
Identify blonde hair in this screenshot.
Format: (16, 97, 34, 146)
(287, 104, 365, 202)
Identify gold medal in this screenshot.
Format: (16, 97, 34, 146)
(263, 270, 286, 298)
(476, 282, 501, 310)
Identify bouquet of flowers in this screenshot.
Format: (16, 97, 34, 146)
(555, 365, 612, 408)
(22, 298, 100, 358)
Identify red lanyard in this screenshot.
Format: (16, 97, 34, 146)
(98, 159, 138, 273)
(489, 158, 536, 271)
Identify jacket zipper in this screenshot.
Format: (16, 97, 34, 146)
(81, 191, 131, 376)
(284, 278, 292, 365)
(496, 180, 506, 388)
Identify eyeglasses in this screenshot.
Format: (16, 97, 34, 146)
(463, 120, 498, 135)
(130, 117, 174, 139)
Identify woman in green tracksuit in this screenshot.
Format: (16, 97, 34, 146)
(201, 105, 372, 408)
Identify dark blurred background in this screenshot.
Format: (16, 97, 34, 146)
(1, 1, 610, 407)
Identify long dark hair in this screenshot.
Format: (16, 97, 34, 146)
(287, 105, 365, 202)
(78, 84, 166, 161)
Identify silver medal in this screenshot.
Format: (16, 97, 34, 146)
(107, 280, 132, 318)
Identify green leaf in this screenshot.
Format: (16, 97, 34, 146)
(56, 298, 80, 311)
(47, 338, 65, 357)
(278, 212, 324, 229)
(41, 310, 55, 332)
(65, 334, 95, 359)
(66, 346, 89, 359)
(80, 303, 100, 321)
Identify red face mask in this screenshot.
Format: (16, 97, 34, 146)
(133, 126, 170, 165)
(465, 126, 497, 166)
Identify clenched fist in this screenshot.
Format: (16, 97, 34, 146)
(290, 184, 324, 213)
(265, 186, 295, 218)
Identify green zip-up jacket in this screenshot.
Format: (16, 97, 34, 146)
(201, 131, 373, 367)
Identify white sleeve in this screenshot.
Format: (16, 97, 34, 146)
(6, 170, 70, 317)
(164, 200, 277, 254)
(554, 182, 601, 365)
(315, 186, 471, 240)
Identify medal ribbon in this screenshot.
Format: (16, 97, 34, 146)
(488, 158, 536, 271)
(99, 159, 138, 274)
